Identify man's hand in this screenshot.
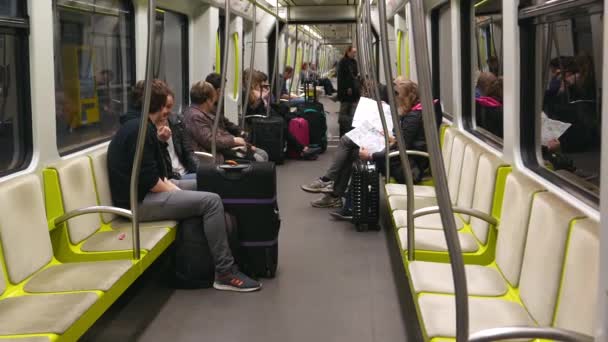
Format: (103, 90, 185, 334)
(347, 88, 353, 96)
(234, 137, 246, 146)
(157, 125, 172, 142)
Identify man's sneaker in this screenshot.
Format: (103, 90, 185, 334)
(213, 270, 262, 292)
(301, 178, 334, 193)
(311, 194, 343, 208)
(330, 207, 353, 221)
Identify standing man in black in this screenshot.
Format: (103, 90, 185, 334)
(337, 46, 360, 137)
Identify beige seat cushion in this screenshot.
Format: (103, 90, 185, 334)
(494, 172, 545, 287)
(518, 192, 583, 326)
(553, 219, 599, 336)
(53, 158, 103, 244)
(388, 194, 437, 212)
(0, 293, 98, 335)
(0, 175, 53, 285)
(397, 228, 478, 253)
(419, 294, 535, 339)
(393, 210, 463, 230)
(81, 227, 168, 252)
(0, 337, 51, 342)
(88, 149, 117, 223)
(385, 184, 436, 198)
(109, 218, 178, 230)
(409, 261, 507, 296)
(24, 260, 133, 293)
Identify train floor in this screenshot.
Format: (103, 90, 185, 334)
(81, 96, 411, 342)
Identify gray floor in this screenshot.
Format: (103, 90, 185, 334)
(84, 96, 410, 342)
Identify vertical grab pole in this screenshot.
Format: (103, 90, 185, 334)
(362, 0, 391, 182)
(242, 3, 257, 126)
(288, 25, 299, 97)
(409, 0, 468, 340)
(129, 0, 157, 260)
(376, 0, 416, 260)
(267, 7, 280, 117)
(212, 0, 232, 159)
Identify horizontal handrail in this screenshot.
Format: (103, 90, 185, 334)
(412, 206, 498, 226)
(388, 150, 430, 158)
(194, 151, 214, 158)
(53, 206, 133, 227)
(468, 326, 593, 342)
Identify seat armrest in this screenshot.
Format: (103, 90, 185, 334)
(388, 150, 430, 159)
(51, 205, 132, 229)
(468, 326, 593, 342)
(412, 206, 498, 226)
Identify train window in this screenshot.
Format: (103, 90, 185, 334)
(431, 4, 454, 119)
(460, 0, 504, 146)
(154, 9, 188, 113)
(519, 0, 603, 203)
(0, 5, 32, 177)
(54, 0, 135, 156)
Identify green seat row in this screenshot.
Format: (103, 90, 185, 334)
(0, 148, 176, 341)
(383, 126, 599, 340)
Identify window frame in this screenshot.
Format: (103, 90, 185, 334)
(460, 0, 504, 150)
(0, 2, 33, 178)
(431, 3, 454, 121)
(518, 0, 603, 207)
(53, 0, 136, 156)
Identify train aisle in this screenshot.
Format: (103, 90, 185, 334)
(84, 97, 410, 342)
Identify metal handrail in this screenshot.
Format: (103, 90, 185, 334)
(288, 24, 298, 97)
(361, 2, 391, 183)
(53, 206, 133, 228)
(389, 150, 430, 158)
(377, 0, 417, 261)
(211, 0, 231, 160)
(267, 6, 281, 117)
(129, 0, 156, 260)
(412, 206, 498, 226)
(241, 3, 256, 128)
(409, 0, 468, 340)
(468, 327, 593, 342)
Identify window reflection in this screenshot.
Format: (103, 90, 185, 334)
(54, 0, 134, 155)
(536, 10, 602, 195)
(472, 3, 504, 140)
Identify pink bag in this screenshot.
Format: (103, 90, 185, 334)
(287, 117, 310, 158)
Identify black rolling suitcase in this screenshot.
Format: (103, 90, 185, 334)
(173, 212, 239, 288)
(350, 160, 380, 232)
(249, 115, 285, 164)
(197, 162, 280, 278)
(297, 82, 328, 152)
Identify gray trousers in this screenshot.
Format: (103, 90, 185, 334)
(325, 135, 359, 197)
(338, 101, 356, 137)
(139, 179, 234, 274)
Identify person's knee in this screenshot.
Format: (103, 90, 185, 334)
(203, 192, 223, 212)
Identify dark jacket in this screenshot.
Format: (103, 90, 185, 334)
(183, 105, 241, 164)
(108, 110, 168, 209)
(337, 56, 360, 102)
(159, 114, 199, 179)
(371, 101, 442, 183)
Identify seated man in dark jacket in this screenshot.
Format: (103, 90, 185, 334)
(300, 78, 436, 216)
(107, 79, 261, 292)
(154, 92, 199, 180)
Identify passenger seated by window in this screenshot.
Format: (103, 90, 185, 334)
(475, 73, 503, 138)
(152, 91, 198, 180)
(246, 71, 321, 160)
(310, 63, 335, 96)
(107, 79, 261, 292)
(277, 66, 305, 106)
(301, 78, 436, 211)
(183, 81, 268, 163)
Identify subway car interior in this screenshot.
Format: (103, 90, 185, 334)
(0, 0, 606, 341)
